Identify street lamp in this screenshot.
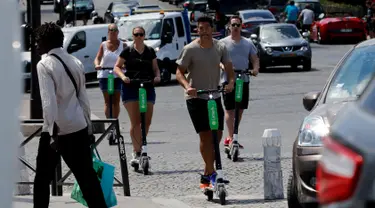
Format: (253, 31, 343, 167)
(29, 0, 42, 119)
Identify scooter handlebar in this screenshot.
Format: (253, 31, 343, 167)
(233, 69, 254, 76)
(129, 79, 154, 84)
(197, 84, 227, 94)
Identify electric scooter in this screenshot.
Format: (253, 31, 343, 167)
(101, 68, 119, 146)
(224, 69, 254, 162)
(129, 78, 153, 175)
(197, 85, 230, 205)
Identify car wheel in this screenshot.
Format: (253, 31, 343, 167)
(303, 59, 312, 71)
(317, 28, 326, 44)
(287, 174, 303, 208)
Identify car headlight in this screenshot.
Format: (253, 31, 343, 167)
(301, 46, 309, 51)
(298, 116, 329, 147)
(265, 47, 273, 55)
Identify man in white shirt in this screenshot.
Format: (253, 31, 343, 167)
(298, 4, 315, 33)
(33, 22, 106, 208)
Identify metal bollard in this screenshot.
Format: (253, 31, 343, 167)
(262, 128, 284, 200)
(15, 132, 31, 195)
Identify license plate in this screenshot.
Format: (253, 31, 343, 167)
(281, 53, 296, 57)
(340, 29, 352, 32)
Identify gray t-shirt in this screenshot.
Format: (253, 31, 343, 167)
(219, 36, 257, 83)
(300, 9, 314, 25)
(176, 38, 231, 100)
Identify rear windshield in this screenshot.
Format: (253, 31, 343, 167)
(242, 12, 274, 20)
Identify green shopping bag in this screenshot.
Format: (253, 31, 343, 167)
(71, 147, 117, 207)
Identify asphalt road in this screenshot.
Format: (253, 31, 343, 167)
(30, 1, 356, 207)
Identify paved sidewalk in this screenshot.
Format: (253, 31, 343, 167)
(13, 195, 192, 208)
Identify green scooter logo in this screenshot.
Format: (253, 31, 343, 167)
(208, 100, 218, 130)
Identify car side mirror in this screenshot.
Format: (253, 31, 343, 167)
(302, 32, 309, 37)
(67, 40, 85, 54)
(303, 91, 321, 111)
(162, 32, 173, 44)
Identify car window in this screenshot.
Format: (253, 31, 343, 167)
(193, 3, 207, 11)
(325, 46, 375, 103)
(175, 17, 185, 37)
(242, 12, 274, 20)
(295, 2, 324, 14)
(112, 4, 131, 13)
(260, 25, 300, 41)
(68, 31, 86, 53)
(162, 18, 175, 37)
(118, 19, 162, 40)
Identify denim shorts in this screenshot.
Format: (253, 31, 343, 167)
(121, 83, 156, 104)
(99, 78, 122, 92)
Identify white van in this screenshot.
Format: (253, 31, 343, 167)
(117, 9, 191, 84)
(23, 24, 109, 91)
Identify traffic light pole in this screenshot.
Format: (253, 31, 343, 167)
(29, 0, 42, 119)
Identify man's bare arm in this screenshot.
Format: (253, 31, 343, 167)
(223, 61, 235, 84)
(176, 66, 190, 89)
(250, 54, 260, 71)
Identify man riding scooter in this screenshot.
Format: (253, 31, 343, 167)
(298, 4, 314, 34)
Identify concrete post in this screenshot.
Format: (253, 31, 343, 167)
(262, 128, 284, 200)
(15, 132, 31, 195)
(0, 0, 23, 206)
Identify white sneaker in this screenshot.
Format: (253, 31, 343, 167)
(130, 152, 140, 165)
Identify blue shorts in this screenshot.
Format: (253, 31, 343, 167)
(99, 78, 122, 92)
(121, 84, 156, 104)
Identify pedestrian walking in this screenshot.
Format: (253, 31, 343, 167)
(33, 22, 107, 208)
(94, 23, 126, 122)
(175, 16, 234, 189)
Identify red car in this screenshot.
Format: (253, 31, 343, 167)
(310, 12, 367, 44)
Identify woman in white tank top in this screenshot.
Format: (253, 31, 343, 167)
(94, 23, 127, 120)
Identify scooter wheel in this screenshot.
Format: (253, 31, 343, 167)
(132, 163, 139, 172)
(232, 147, 239, 162)
(219, 187, 226, 205)
(142, 159, 149, 175)
(205, 190, 213, 201)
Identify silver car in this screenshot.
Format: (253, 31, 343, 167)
(250, 23, 312, 71)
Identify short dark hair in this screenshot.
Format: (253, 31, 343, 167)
(34, 22, 64, 48)
(290, 1, 295, 5)
(197, 16, 213, 27)
(229, 15, 242, 24)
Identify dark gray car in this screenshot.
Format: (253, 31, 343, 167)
(317, 60, 375, 208)
(235, 9, 278, 36)
(287, 39, 375, 208)
(250, 23, 312, 71)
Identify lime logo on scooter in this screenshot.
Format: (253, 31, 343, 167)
(235, 78, 244, 102)
(107, 72, 115, 95)
(139, 88, 147, 113)
(208, 100, 219, 130)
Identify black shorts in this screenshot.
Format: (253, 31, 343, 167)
(223, 82, 249, 110)
(186, 98, 224, 134)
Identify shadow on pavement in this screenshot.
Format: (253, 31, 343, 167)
(222, 198, 286, 205)
(152, 169, 203, 175)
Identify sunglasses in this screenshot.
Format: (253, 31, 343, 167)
(231, 23, 241, 27)
(133, 33, 144, 37)
(108, 28, 118, 32)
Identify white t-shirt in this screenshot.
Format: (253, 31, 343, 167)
(97, 40, 123, 78)
(300, 9, 315, 25)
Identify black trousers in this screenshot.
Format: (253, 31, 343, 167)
(33, 127, 107, 208)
